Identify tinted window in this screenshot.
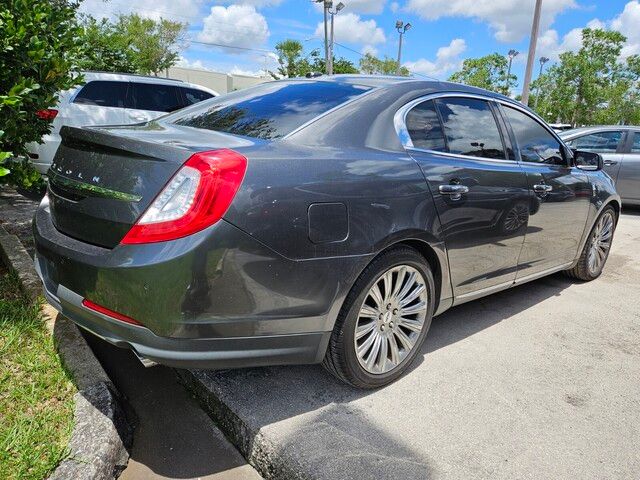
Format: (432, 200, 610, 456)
(631, 132, 640, 153)
(131, 83, 183, 112)
(172, 81, 371, 140)
(569, 131, 623, 153)
(503, 106, 564, 165)
(73, 81, 128, 108)
(405, 100, 446, 151)
(435, 98, 506, 159)
(182, 87, 214, 106)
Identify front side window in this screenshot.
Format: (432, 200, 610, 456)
(73, 81, 129, 108)
(172, 81, 372, 140)
(434, 98, 506, 160)
(568, 131, 623, 153)
(130, 83, 183, 113)
(405, 100, 446, 151)
(503, 106, 564, 165)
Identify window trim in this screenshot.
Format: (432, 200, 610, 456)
(394, 92, 568, 166)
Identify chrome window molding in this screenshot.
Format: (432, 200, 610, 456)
(394, 91, 570, 167)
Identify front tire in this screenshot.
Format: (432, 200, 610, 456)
(322, 246, 435, 389)
(565, 206, 616, 281)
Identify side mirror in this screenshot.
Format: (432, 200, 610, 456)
(573, 149, 603, 171)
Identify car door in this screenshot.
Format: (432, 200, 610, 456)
(402, 96, 530, 300)
(616, 131, 640, 204)
(565, 130, 625, 182)
(67, 80, 128, 126)
(499, 105, 591, 280)
(125, 82, 184, 123)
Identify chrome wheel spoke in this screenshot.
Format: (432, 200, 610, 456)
(355, 264, 429, 375)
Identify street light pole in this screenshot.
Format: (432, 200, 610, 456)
(506, 49, 519, 94)
(521, 0, 543, 105)
(395, 21, 411, 75)
(315, 0, 331, 75)
(328, 2, 345, 75)
(534, 56, 549, 110)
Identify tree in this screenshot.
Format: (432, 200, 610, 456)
(448, 53, 516, 95)
(359, 53, 409, 76)
(533, 28, 638, 126)
(113, 14, 187, 76)
(0, 0, 83, 188)
(271, 39, 358, 78)
(77, 16, 138, 73)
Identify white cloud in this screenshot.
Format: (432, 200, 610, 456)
(314, 13, 385, 46)
(404, 0, 576, 43)
(390, 2, 400, 13)
(612, 0, 640, 58)
(229, 66, 265, 77)
(362, 45, 379, 56)
(79, 0, 205, 21)
(213, 0, 284, 7)
(198, 5, 270, 51)
(176, 57, 212, 70)
(403, 38, 467, 78)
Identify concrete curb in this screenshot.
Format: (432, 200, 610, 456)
(0, 224, 132, 480)
(177, 369, 307, 480)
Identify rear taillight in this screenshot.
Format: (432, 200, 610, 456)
(82, 299, 144, 327)
(121, 149, 247, 245)
(36, 109, 58, 121)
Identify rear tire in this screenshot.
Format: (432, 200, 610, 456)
(322, 246, 435, 389)
(564, 206, 616, 281)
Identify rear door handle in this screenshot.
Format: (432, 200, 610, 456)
(439, 184, 469, 200)
(533, 184, 553, 193)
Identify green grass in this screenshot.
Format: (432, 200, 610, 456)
(0, 268, 76, 480)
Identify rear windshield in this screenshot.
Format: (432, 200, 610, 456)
(171, 81, 372, 140)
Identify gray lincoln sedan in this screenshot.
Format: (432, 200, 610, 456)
(34, 75, 620, 388)
(560, 126, 640, 206)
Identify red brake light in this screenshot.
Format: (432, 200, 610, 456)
(121, 149, 247, 245)
(82, 299, 144, 327)
(36, 109, 58, 121)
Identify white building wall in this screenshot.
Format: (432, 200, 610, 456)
(166, 66, 269, 94)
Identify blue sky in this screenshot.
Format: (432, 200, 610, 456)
(81, 0, 640, 90)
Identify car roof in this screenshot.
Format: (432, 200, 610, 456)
(81, 71, 218, 95)
(558, 125, 640, 138)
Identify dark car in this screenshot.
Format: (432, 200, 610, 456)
(559, 126, 640, 206)
(34, 76, 620, 388)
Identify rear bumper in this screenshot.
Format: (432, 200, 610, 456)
(27, 134, 61, 174)
(37, 263, 330, 368)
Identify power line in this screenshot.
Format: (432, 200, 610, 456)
(189, 40, 274, 55)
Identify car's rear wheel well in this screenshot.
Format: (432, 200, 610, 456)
(391, 239, 442, 312)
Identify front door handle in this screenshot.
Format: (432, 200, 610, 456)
(533, 184, 553, 194)
(604, 160, 618, 166)
(439, 184, 469, 200)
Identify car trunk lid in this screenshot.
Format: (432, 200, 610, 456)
(48, 123, 255, 248)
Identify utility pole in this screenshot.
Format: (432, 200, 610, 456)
(316, 0, 330, 74)
(521, 0, 543, 105)
(506, 49, 519, 95)
(395, 20, 411, 75)
(328, 2, 345, 75)
(534, 56, 550, 110)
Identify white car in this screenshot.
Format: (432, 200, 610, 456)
(28, 72, 217, 174)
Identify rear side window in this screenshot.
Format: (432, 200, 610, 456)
(73, 81, 129, 108)
(405, 100, 446, 151)
(631, 132, 640, 153)
(181, 87, 214, 106)
(172, 81, 372, 140)
(503, 106, 564, 165)
(130, 83, 183, 113)
(569, 131, 623, 153)
(435, 98, 506, 160)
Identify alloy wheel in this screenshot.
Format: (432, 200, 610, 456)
(354, 265, 428, 375)
(587, 211, 614, 275)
